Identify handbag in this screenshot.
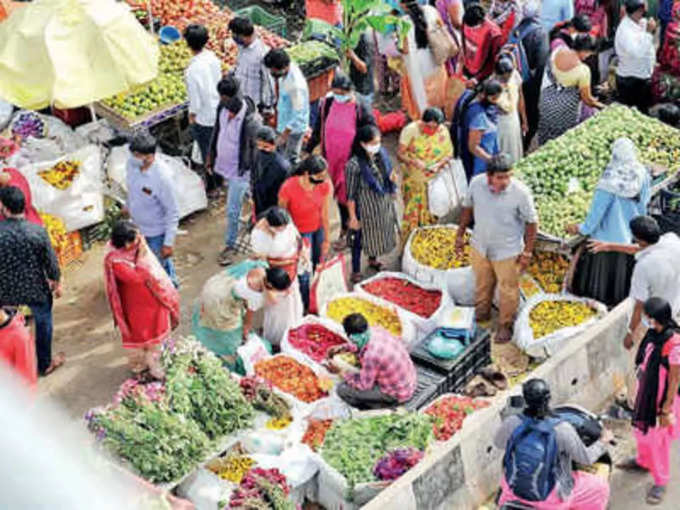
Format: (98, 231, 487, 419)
(428, 22, 459, 66)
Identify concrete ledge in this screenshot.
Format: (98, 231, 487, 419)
(362, 298, 633, 510)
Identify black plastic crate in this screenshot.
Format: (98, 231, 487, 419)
(410, 328, 492, 394)
(656, 213, 680, 236)
(659, 187, 680, 215)
(80, 222, 110, 251)
(402, 365, 447, 411)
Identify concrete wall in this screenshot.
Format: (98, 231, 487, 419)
(362, 298, 633, 510)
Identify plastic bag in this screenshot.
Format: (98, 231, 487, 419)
(309, 253, 348, 314)
(176, 468, 233, 510)
(427, 161, 459, 217)
(236, 334, 271, 376)
(426, 332, 466, 360)
(446, 266, 476, 306)
(513, 293, 607, 358)
(191, 141, 203, 165)
(19, 144, 104, 231)
(0, 99, 12, 131)
(75, 119, 115, 145)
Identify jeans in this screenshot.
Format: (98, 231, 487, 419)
(350, 229, 362, 274)
(145, 234, 178, 288)
(190, 123, 222, 192)
(357, 93, 374, 107)
(224, 177, 250, 249)
(299, 227, 325, 310)
(29, 298, 53, 375)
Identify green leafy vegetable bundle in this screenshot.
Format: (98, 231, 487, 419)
(321, 413, 433, 488)
(515, 105, 680, 237)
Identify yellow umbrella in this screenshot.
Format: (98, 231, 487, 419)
(0, 0, 159, 110)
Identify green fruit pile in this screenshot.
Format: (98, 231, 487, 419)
(101, 41, 190, 120)
(515, 105, 680, 237)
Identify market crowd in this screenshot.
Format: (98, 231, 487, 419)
(2, 0, 680, 508)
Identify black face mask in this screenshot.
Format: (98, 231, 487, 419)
(309, 176, 325, 185)
(271, 71, 286, 79)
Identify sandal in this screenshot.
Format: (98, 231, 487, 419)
(350, 272, 363, 284)
(479, 366, 509, 390)
(464, 381, 496, 398)
(646, 485, 666, 505)
(368, 259, 383, 272)
(42, 351, 66, 376)
(495, 326, 513, 345)
(616, 457, 647, 472)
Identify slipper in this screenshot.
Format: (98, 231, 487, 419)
(495, 326, 513, 344)
(42, 351, 66, 376)
(646, 485, 666, 505)
(616, 457, 647, 472)
(368, 259, 383, 272)
(464, 381, 496, 398)
(479, 366, 508, 390)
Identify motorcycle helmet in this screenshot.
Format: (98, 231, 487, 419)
(523, 378, 551, 415)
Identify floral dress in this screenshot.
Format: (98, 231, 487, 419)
(399, 122, 454, 241)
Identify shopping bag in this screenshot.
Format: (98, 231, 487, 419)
(309, 254, 348, 314)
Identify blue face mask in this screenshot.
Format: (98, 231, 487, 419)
(350, 330, 371, 350)
(334, 93, 351, 103)
(130, 156, 144, 170)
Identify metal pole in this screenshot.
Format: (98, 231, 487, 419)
(147, 0, 154, 34)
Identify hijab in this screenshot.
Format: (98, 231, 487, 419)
(596, 138, 647, 199)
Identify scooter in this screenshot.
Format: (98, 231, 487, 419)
(497, 396, 613, 510)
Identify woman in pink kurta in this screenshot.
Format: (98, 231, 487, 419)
(104, 221, 180, 378)
(619, 297, 680, 506)
(306, 73, 375, 248)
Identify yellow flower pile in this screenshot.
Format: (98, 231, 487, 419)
(529, 301, 597, 338)
(39, 212, 68, 251)
(265, 416, 293, 430)
(38, 160, 81, 190)
(519, 274, 542, 298)
(209, 455, 255, 483)
(326, 297, 402, 337)
(410, 227, 470, 269)
(528, 251, 570, 293)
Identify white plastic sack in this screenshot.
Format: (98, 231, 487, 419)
(402, 224, 470, 285)
(320, 291, 418, 350)
(309, 253, 348, 314)
(356, 271, 454, 340)
(280, 315, 350, 375)
(513, 293, 607, 358)
(176, 468, 233, 510)
(75, 119, 115, 145)
(0, 100, 12, 131)
(191, 141, 204, 165)
(236, 334, 270, 376)
(106, 145, 208, 219)
(446, 266, 476, 306)
(427, 159, 466, 217)
(19, 144, 104, 231)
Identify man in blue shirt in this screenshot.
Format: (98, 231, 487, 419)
(124, 133, 180, 287)
(540, 0, 575, 33)
(264, 49, 310, 166)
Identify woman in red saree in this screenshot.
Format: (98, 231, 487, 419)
(104, 221, 180, 379)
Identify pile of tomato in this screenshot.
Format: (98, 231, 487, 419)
(254, 356, 327, 403)
(423, 396, 490, 441)
(287, 324, 348, 362)
(301, 419, 333, 451)
(362, 277, 442, 318)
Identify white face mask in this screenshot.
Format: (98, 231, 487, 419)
(363, 143, 381, 155)
(641, 316, 652, 329)
(130, 156, 144, 170)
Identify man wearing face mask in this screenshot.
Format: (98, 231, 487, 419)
(615, 0, 656, 113)
(331, 313, 416, 410)
(208, 95, 261, 266)
(263, 49, 310, 165)
(251, 127, 291, 217)
(124, 133, 180, 287)
(228, 17, 274, 117)
(456, 153, 538, 344)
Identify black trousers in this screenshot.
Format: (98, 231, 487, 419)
(616, 75, 652, 114)
(337, 382, 398, 410)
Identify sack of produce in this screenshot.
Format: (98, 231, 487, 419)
(513, 294, 607, 358)
(20, 144, 104, 231)
(309, 253, 348, 314)
(446, 266, 476, 306)
(281, 315, 350, 370)
(320, 292, 417, 349)
(402, 224, 470, 285)
(107, 145, 208, 219)
(421, 394, 491, 442)
(355, 271, 454, 339)
(314, 412, 433, 507)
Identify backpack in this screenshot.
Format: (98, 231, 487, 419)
(503, 416, 560, 502)
(499, 21, 537, 83)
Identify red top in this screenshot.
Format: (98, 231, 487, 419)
(279, 176, 332, 234)
(462, 19, 503, 81)
(345, 327, 417, 403)
(2, 168, 43, 226)
(0, 311, 37, 389)
(305, 0, 343, 26)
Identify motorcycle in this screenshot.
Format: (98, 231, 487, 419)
(497, 396, 613, 510)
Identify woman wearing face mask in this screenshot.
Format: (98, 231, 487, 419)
(538, 34, 605, 144)
(451, 79, 503, 180)
(549, 13, 593, 51)
(193, 260, 292, 373)
(104, 221, 180, 381)
(278, 155, 332, 310)
(618, 297, 680, 505)
(493, 57, 527, 165)
(306, 73, 375, 250)
(249, 207, 304, 344)
(397, 0, 450, 120)
(345, 125, 399, 283)
(397, 107, 454, 241)
(251, 127, 291, 218)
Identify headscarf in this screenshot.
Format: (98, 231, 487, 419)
(358, 148, 396, 196)
(596, 138, 647, 198)
(521, 0, 540, 19)
(633, 297, 679, 433)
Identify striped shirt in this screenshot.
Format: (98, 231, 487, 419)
(234, 37, 274, 107)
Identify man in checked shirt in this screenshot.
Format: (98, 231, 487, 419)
(330, 313, 416, 410)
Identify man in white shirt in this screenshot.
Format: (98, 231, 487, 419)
(614, 0, 656, 113)
(184, 24, 222, 193)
